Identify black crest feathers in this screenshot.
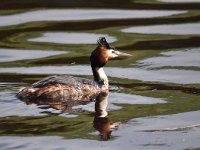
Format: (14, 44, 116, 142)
(97, 37, 111, 49)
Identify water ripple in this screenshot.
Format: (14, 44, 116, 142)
(0, 9, 187, 27)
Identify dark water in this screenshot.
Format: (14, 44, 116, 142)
(0, 0, 200, 150)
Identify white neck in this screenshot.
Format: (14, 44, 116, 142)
(95, 67, 108, 89)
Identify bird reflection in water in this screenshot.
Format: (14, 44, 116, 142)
(93, 92, 121, 141)
(19, 91, 120, 140)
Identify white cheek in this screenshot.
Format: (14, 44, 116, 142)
(108, 49, 118, 58)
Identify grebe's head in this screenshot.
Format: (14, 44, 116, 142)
(90, 37, 132, 68)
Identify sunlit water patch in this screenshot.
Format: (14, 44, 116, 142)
(121, 23, 200, 35)
(0, 83, 44, 117)
(0, 9, 187, 27)
(0, 49, 67, 62)
(108, 67, 200, 84)
(0, 65, 200, 84)
(158, 0, 200, 3)
(137, 48, 200, 68)
(0, 100, 77, 118)
(73, 92, 166, 112)
(29, 32, 117, 44)
(0, 95, 46, 117)
(0, 111, 199, 150)
(129, 111, 200, 131)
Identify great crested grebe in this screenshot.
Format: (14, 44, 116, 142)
(17, 37, 131, 103)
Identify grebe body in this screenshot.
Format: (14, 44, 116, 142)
(17, 37, 131, 103)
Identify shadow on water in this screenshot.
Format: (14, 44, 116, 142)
(1, 0, 200, 10)
(118, 37, 200, 50)
(32, 56, 89, 65)
(114, 82, 200, 95)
